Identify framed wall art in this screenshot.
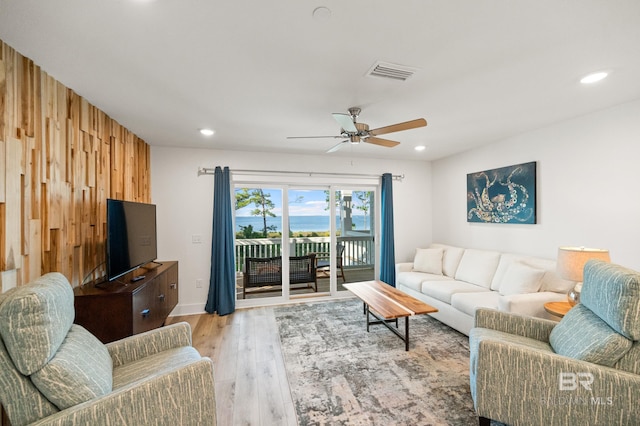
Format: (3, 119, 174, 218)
(467, 161, 536, 224)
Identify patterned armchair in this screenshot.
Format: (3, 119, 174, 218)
(0, 273, 216, 426)
(469, 260, 640, 425)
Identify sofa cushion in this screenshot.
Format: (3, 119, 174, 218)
(397, 272, 452, 292)
(412, 248, 443, 275)
(498, 262, 545, 296)
(451, 292, 500, 317)
(580, 260, 640, 340)
(454, 249, 501, 288)
(421, 280, 490, 304)
(430, 244, 465, 277)
(30, 325, 113, 410)
(549, 304, 632, 367)
(0, 273, 74, 375)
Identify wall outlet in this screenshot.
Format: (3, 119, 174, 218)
(195, 279, 203, 288)
(192, 234, 202, 244)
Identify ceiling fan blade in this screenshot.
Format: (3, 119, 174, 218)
(368, 118, 427, 136)
(327, 141, 347, 153)
(365, 136, 400, 148)
(332, 113, 358, 133)
(286, 135, 344, 139)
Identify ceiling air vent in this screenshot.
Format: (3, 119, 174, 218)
(366, 61, 418, 81)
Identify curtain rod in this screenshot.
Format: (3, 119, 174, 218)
(197, 167, 404, 181)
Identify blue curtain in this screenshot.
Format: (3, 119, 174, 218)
(380, 173, 396, 286)
(205, 166, 236, 315)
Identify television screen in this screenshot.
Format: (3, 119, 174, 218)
(106, 199, 157, 281)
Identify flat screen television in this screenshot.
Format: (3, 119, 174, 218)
(106, 199, 158, 281)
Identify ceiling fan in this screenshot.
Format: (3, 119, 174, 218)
(287, 107, 427, 153)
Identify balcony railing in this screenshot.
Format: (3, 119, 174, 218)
(235, 236, 374, 272)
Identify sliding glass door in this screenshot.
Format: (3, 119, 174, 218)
(234, 182, 378, 305)
(234, 187, 283, 301)
(333, 188, 376, 291)
(288, 188, 331, 297)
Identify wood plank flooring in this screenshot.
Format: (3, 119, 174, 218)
(168, 306, 301, 426)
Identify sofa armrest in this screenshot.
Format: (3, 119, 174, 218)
(471, 338, 640, 425)
(30, 358, 216, 426)
(106, 322, 192, 368)
(498, 291, 569, 319)
(474, 308, 557, 342)
(395, 262, 413, 274)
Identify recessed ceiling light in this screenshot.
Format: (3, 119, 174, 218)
(414, 145, 426, 151)
(199, 128, 215, 136)
(580, 71, 608, 84)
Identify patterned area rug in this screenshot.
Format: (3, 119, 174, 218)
(274, 299, 481, 425)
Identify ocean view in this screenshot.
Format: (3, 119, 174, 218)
(235, 215, 370, 233)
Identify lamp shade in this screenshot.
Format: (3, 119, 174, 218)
(556, 246, 611, 282)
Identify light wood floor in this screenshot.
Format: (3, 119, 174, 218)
(168, 305, 302, 426)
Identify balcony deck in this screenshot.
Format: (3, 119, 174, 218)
(236, 266, 375, 300)
(235, 235, 375, 300)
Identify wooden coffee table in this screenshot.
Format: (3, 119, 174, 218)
(344, 280, 438, 351)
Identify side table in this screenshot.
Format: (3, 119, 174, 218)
(544, 301, 573, 318)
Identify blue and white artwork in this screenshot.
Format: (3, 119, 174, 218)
(467, 161, 536, 224)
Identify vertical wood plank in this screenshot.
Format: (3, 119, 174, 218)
(3, 137, 22, 270)
(28, 219, 41, 282)
(0, 45, 6, 143)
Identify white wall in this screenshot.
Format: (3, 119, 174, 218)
(151, 148, 432, 314)
(431, 99, 640, 271)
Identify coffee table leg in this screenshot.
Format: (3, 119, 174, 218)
(405, 317, 409, 351)
(366, 304, 370, 332)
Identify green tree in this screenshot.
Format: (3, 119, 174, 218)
(235, 188, 277, 237)
(354, 191, 372, 231)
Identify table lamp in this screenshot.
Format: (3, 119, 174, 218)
(556, 246, 611, 305)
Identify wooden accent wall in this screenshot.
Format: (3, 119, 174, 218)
(0, 40, 151, 291)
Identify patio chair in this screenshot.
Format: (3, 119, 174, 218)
(315, 243, 346, 282)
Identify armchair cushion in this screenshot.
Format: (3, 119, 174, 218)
(0, 336, 59, 425)
(581, 260, 640, 340)
(113, 346, 201, 389)
(0, 273, 74, 375)
(549, 303, 632, 367)
(31, 325, 113, 410)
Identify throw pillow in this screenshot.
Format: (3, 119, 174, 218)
(550, 304, 632, 367)
(412, 248, 443, 275)
(498, 262, 545, 296)
(454, 249, 501, 288)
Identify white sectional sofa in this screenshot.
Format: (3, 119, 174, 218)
(395, 243, 574, 335)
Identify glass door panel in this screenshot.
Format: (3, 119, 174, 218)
(288, 188, 330, 297)
(234, 187, 283, 301)
(334, 189, 376, 291)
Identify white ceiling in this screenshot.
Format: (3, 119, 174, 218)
(1, 0, 639, 161)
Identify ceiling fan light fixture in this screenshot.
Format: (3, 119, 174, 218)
(199, 128, 215, 136)
(580, 71, 609, 84)
(414, 145, 426, 151)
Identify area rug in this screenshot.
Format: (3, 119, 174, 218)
(274, 299, 480, 425)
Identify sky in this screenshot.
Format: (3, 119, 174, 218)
(234, 188, 371, 217)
